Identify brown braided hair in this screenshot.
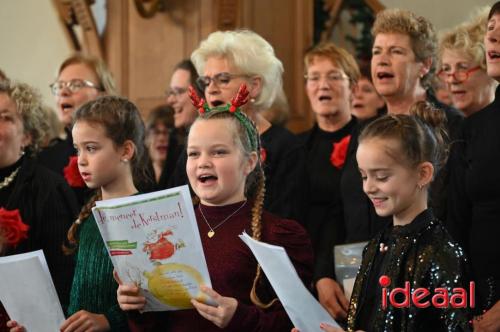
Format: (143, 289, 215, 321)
(64, 190, 102, 254)
(190, 110, 277, 308)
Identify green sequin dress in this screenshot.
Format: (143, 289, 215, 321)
(67, 214, 129, 331)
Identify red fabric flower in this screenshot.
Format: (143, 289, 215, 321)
(330, 135, 351, 169)
(63, 156, 85, 188)
(260, 147, 267, 164)
(0, 208, 29, 248)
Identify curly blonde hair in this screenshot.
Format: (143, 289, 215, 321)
(372, 9, 437, 88)
(438, 7, 489, 71)
(0, 80, 49, 155)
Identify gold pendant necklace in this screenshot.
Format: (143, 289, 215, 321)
(0, 167, 20, 190)
(199, 200, 247, 238)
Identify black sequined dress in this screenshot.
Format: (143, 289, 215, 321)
(348, 209, 472, 332)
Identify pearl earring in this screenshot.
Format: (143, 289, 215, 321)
(121, 158, 129, 163)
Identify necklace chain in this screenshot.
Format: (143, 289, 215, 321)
(0, 167, 20, 190)
(199, 200, 247, 238)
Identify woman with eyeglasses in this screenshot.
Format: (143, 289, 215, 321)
(297, 42, 357, 322)
(145, 104, 183, 188)
(165, 60, 201, 134)
(0, 81, 79, 331)
(447, 3, 500, 330)
(438, 7, 497, 117)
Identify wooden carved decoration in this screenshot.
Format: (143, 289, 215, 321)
(52, 0, 104, 58)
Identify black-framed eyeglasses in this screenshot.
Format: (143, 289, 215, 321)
(195, 72, 249, 90)
(164, 87, 188, 98)
(50, 79, 102, 96)
(437, 66, 481, 83)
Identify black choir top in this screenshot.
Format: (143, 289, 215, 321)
(298, 118, 356, 281)
(447, 85, 500, 311)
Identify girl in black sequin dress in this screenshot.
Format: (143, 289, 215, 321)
(316, 102, 473, 332)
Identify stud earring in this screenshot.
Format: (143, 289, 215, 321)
(121, 158, 129, 163)
(250, 98, 256, 103)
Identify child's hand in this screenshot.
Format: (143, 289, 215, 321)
(316, 277, 349, 320)
(191, 286, 238, 328)
(6, 320, 25, 332)
(59, 310, 110, 332)
(114, 270, 146, 311)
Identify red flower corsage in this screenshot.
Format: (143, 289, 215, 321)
(63, 156, 86, 188)
(330, 135, 351, 169)
(260, 147, 267, 164)
(0, 208, 29, 248)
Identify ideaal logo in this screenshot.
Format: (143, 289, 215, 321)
(379, 275, 475, 309)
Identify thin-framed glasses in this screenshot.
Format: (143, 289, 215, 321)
(196, 72, 249, 90)
(437, 66, 481, 83)
(304, 72, 349, 86)
(50, 79, 102, 96)
(165, 87, 188, 98)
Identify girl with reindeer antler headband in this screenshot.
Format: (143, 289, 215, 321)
(116, 82, 313, 331)
(167, 29, 308, 225)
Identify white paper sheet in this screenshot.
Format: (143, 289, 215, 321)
(0, 250, 65, 332)
(239, 232, 339, 331)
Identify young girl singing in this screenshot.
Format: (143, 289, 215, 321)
(315, 101, 472, 331)
(9, 96, 149, 332)
(116, 85, 313, 331)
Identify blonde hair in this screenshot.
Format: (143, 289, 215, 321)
(372, 9, 437, 87)
(190, 111, 277, 308)
(57, 53, 117, 95)
(304, 42, 361, 87)
(0, 80, 49, 154)
(438, 7, 490, 71)
(191, 30, 283, 110)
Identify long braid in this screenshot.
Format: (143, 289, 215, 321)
(249, 169, 278, 308)
(63, 189, 102, 254)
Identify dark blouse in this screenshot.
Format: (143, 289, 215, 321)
(447, 86, 500, 311)
(349, 209, 472, 332)
(169, 125, 308, 223)
(298, 119, 356, 281)
(0, 157, 78, 330)
(340, 92, 464, 244)
(127, 201, 314, 332)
